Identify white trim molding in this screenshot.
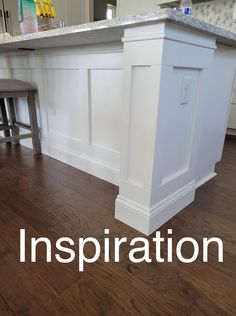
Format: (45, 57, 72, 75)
(115, 21, 231, 235)
(116, 182, 196, 235)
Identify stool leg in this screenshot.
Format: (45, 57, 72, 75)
(27, 92, 41, 155)
(0, 98, 11, 141)
(8, 98, 20, 145)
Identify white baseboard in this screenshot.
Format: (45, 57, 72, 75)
(227, 128, 236, 136)
(115, 181, 196, 236)
(195, 172, 217, 189)
(21, 139, 120, 186)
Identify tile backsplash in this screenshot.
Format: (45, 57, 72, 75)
(192, 0, 236, 33)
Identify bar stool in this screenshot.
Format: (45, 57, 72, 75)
(0, 79, 41, 155)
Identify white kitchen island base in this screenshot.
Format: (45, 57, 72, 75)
(115, 23, 236, 234)
(0, 9, 235, 235)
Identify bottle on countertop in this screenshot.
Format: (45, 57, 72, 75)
(179, 0, 193, 16)
(18, 0, 38, 34)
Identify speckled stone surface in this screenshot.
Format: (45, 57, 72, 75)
(0, 8, 235, 51)
(192, 0, 236, 33)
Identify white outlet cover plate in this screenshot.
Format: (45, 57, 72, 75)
(180, 76, 192, 105)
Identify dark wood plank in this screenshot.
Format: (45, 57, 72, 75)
(0, 295, 15, 316)
(0, 239, 72, 316)
(0, 203, 81, 296)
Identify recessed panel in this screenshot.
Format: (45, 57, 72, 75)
(43, 69, 83, 140)
(90, 69, 122, 153)
(159, 67, 200, 185)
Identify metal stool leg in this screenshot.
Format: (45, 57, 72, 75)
(8, 98, 20, 145)
(27, 91, 41, 155)
(0, 98, 11, 141)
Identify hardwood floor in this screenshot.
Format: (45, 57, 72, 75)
(0, 138, 235, 316)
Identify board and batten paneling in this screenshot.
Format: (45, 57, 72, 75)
(0, 45, 123, 185)
(43, 69, 84, 140)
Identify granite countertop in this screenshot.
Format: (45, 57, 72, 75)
(0, 8, 235, 52)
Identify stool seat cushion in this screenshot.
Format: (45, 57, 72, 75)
(0, 79, 35, 93)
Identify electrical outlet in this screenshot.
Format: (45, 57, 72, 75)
(180, 77, 192, 105)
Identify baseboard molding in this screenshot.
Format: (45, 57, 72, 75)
(115, 181, 196, 236)
(21, 139, 120, 186)
(227, 128, 236, 136)
(195, 172, 217, 189)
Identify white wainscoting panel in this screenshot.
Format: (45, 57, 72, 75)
(0, 46, 123, 185)
(43, 69, 83, 140)
(159, 67, 200, 186)
(89, 69, 122, 154)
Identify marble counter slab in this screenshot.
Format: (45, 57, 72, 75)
(0, 8, 235, 52)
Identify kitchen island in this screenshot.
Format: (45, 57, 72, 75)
(0, 9, 236, 235)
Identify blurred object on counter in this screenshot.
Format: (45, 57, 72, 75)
(179, 0, 193, 15)
(35, 0, 56, 19)
(37, 18, 64, 31)
(18, 0, 38, 34)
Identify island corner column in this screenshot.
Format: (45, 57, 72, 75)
(115, 21, 217, 235)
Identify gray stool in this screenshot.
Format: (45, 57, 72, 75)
(0, 79, 41, 155)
